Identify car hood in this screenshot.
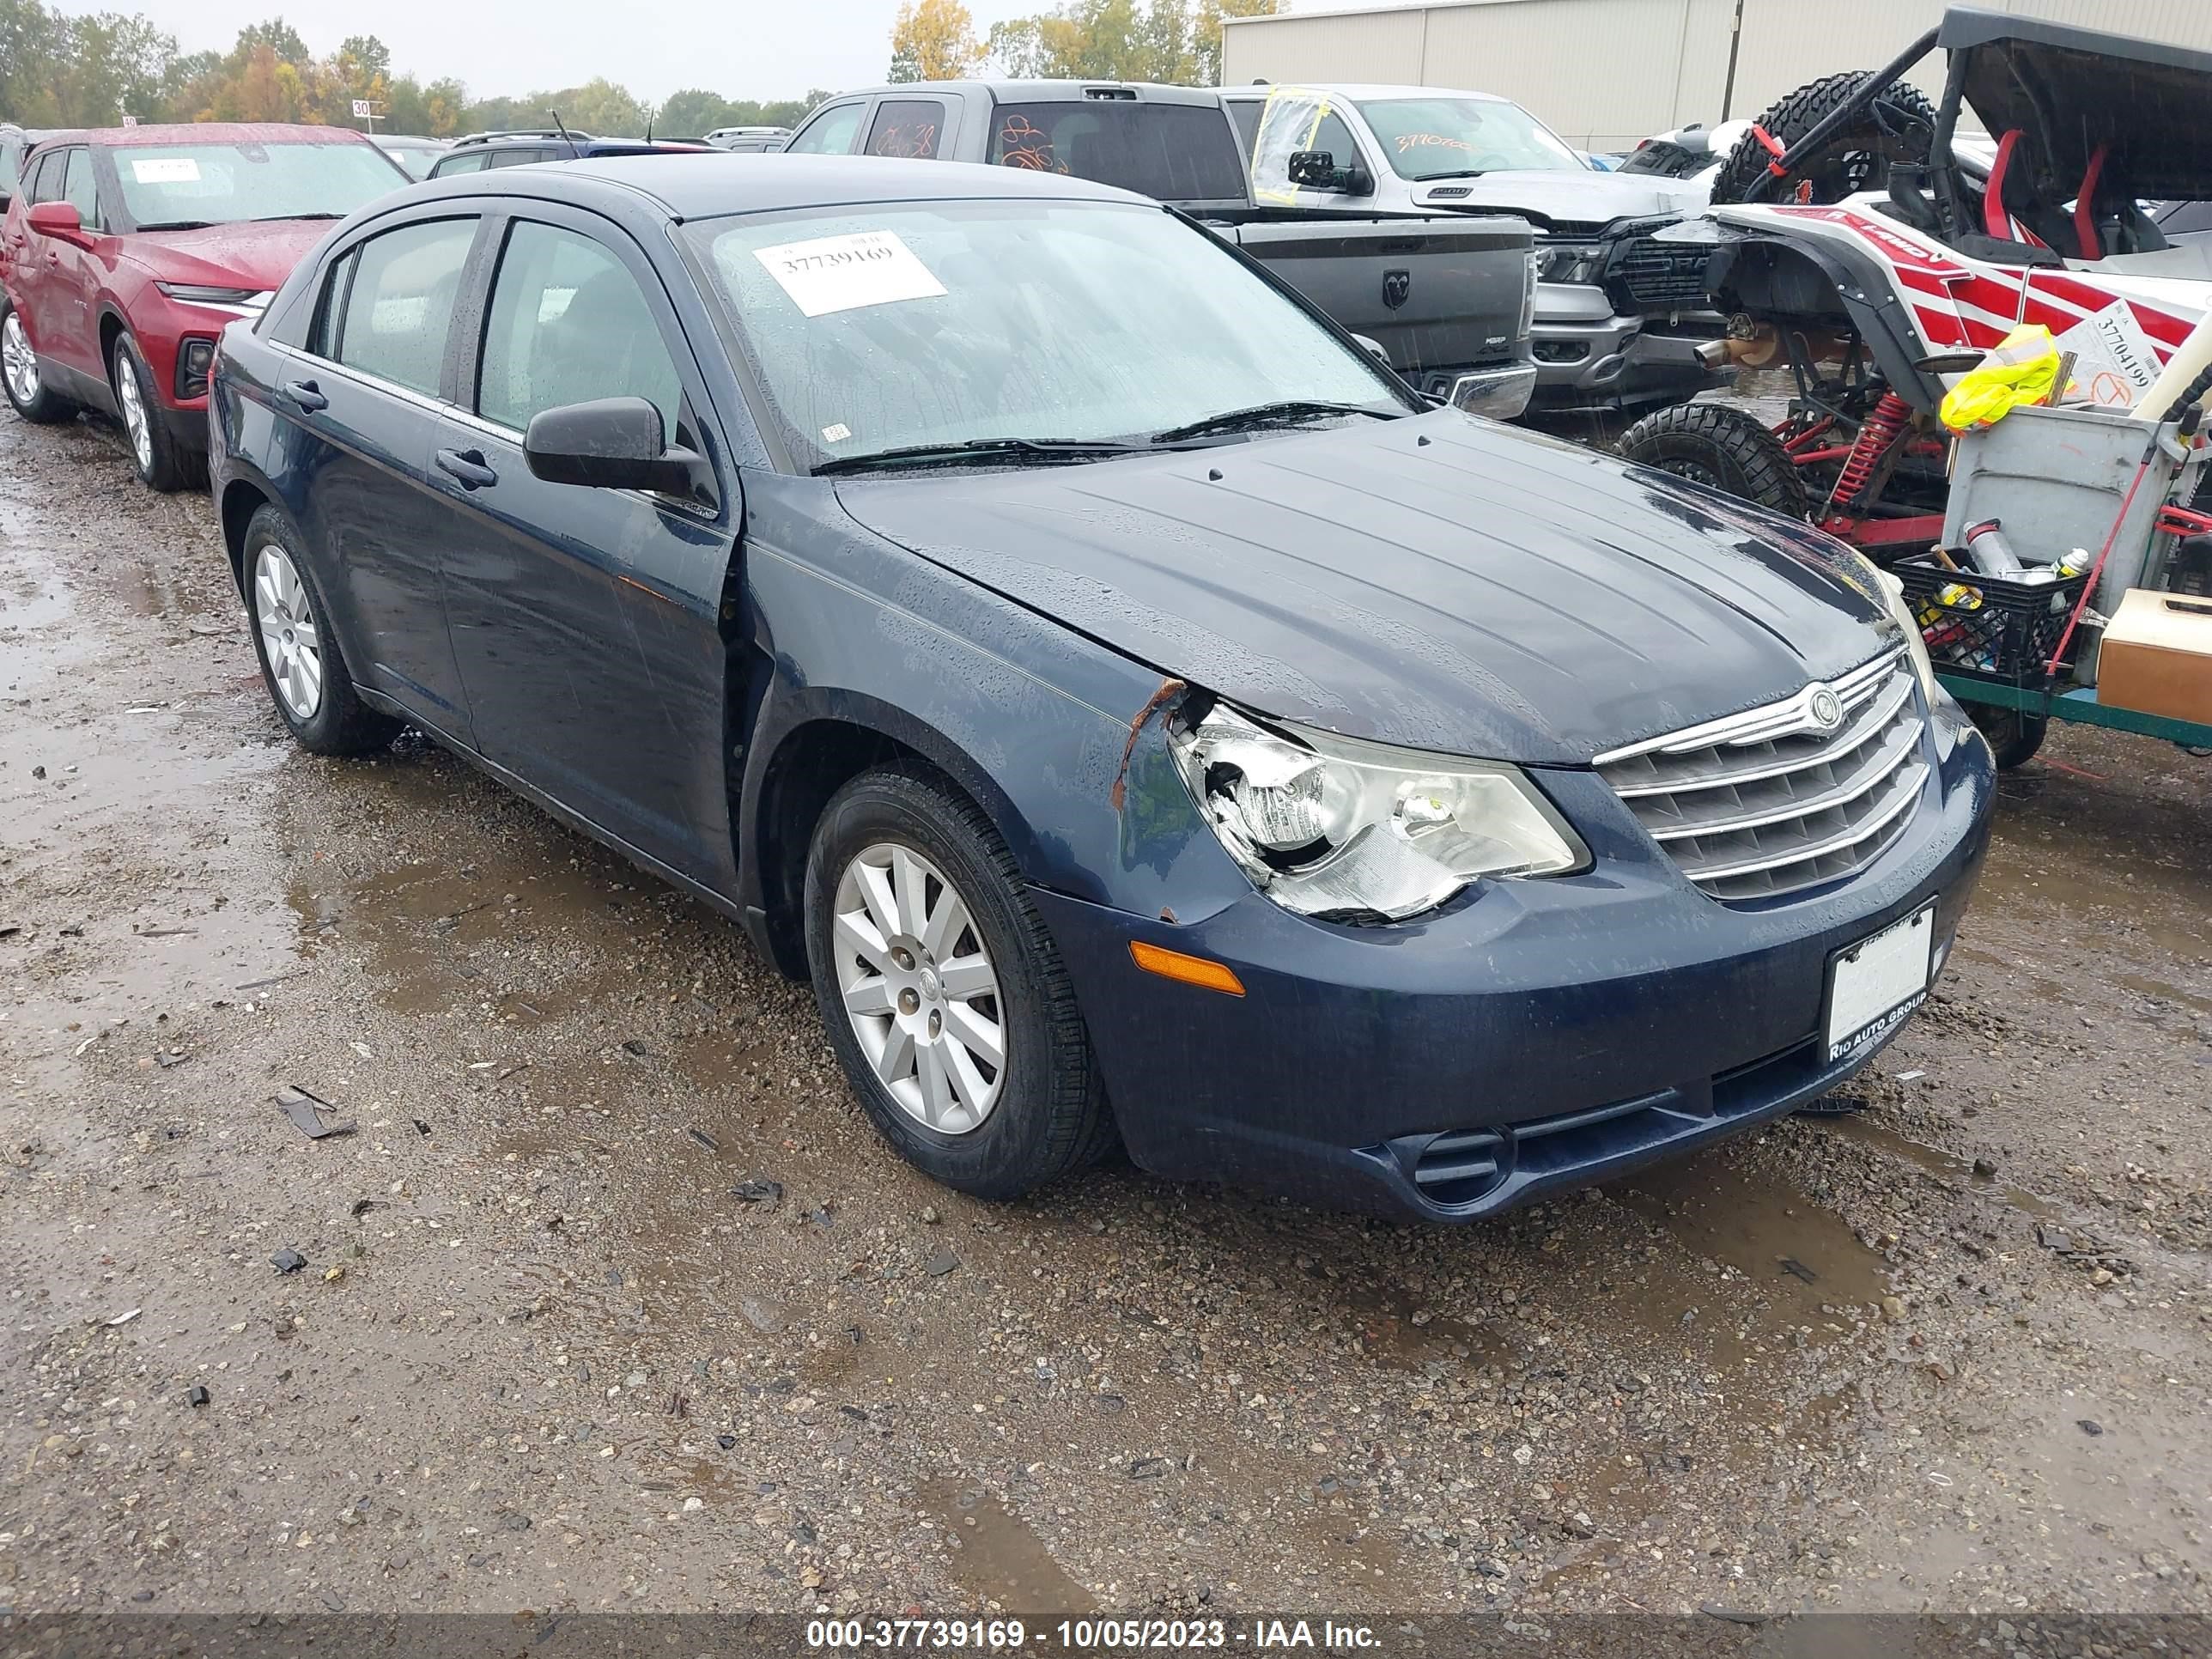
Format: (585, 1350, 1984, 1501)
(123, 220, 332, 292)
(1413, 168, 1705, 228)
(832, 412, 1894, 766)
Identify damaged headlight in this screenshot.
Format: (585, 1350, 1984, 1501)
(1168, 704, 1588, 921)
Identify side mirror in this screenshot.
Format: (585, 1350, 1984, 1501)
(1349, 333, 1392, 366)
(1287, 149, 1371, 194)
(523, 396, 706, 499)
(27, 200, 85, 241)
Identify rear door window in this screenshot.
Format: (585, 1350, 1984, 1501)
(487, 147, 551, 168)
(986, 101, 1247, 202)
(325, 216, 480, 398)
(866, 100, 947, 160)
(432, 150, 492, 178)
(787, 103, 865, 155)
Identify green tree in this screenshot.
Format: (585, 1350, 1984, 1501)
(984, 0, 1276, 84)
(659, 87, 736, 134)
(234, 16, 311, 68)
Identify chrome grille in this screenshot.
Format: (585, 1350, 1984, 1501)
(1595, 648, 1927, 902)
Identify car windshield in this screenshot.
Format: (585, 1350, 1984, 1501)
(1357, 97, 1586, 179)
(375, 141, 443, 180)
(110, 141, 404, 228)
(686, 198, 1407, 471)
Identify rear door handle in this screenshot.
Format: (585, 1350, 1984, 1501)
(434, 447, 497, 489)
(283, 379, 327, 412)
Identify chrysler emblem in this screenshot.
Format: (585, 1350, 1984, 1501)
(1808, 688, 1844, 732)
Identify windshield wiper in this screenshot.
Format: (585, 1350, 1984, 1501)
(1151, 400, 1399, 444)
(813, 437, 1152, 476)
(132, 220, 216, 231)
(1415, 169, 1492, 182)
(249, 212, 346, 222)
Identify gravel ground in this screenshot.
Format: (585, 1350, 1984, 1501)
(2, 402, 2209, 1624)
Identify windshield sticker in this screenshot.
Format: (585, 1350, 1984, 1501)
(821, 422, 853, 444)
(752, 230, 946, 319)
(130, 156, 202, 184)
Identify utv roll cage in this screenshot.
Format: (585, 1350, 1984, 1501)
(1738, 6, 2212, 262)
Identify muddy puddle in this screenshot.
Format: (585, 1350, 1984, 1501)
(916, 1475, 1097, 1613)
(1820, 1110, 2063, 1223)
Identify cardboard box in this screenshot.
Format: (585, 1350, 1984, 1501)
(2096, 588, 2212, 725)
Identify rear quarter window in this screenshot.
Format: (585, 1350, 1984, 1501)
(986, 101, 1248, 202)
(866, 100, 947, 160)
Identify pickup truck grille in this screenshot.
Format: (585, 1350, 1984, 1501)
(1594, 649, 1927, 902)
(1607, 234, 1713, 313)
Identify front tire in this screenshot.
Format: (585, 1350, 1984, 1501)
(242, 505, 400, 757)
(2, 299, 72, 424)
(804, 764, 1116, 1200)
(111, 331, 205, 492)
(1618, 401, 1809, 519)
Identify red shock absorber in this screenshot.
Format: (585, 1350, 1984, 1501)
(1824, 391, 1913, 520)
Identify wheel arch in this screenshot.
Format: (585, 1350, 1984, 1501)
(218, 472, 277, 597)
(738, 690, 1043, 981)
(1711, 228, 1946, 413)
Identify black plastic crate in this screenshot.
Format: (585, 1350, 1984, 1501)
(1893, 557, 2092, 686)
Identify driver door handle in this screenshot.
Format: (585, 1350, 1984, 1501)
(434, 447, 497, 490)
(283, 379, 327, 412)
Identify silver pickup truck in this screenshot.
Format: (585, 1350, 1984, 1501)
(782, 81, 1540, 419)
(1221, 85, 1723, 411)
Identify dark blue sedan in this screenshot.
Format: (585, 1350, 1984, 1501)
(207, 155, 1995, 1220)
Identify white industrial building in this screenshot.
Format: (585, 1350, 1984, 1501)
(1220, 0, 2212, 153)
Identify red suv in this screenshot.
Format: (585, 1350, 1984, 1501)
(0, 123, 408, 489)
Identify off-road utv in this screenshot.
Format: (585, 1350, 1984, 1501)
(1618, 6, 2212, 562)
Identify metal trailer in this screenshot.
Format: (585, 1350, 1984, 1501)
(1900, 403, 2212, 763)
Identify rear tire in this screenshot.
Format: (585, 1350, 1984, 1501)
(803, 763, 1117, 1201)
(1709, 71, 1938, 207)
(1971, 706, 2048, 771)
(111, 331, 206, 493)
(1618, 401, 1809, 519)
(1, 299, 71, 424)
(242, 504, 401, 757)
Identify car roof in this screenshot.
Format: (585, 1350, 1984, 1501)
(825, 80, 1224, 108)
(1218, 83, 1510, 104)
(401, 151, 1146, 221)
(33, 122, 377, 148)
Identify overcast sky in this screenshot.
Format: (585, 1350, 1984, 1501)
(49, 0, 1402, 106)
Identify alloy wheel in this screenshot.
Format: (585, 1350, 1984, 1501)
(114, 349, 153, 471)
(253, 544, 325, 721)
(831, 842, 1006, 1134)
(2, 313, 37, 406)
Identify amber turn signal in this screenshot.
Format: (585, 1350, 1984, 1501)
(1127, 940, 1245, 997)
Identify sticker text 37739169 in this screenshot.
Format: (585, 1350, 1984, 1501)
(751, 230, 946, 319)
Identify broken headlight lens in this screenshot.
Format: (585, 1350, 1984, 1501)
(1168, 705, 1587, 921)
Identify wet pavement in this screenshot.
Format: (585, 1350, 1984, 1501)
(2, 407, 2209, 1620)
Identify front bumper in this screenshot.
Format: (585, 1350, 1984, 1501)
(1528, 283, 1723, 407)
(1036, 696, 1995, 1222)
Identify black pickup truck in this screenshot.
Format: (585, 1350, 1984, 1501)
(781, 81, 1540, 419)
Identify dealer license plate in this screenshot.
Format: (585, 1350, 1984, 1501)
(1825, 904, 1935, 1063)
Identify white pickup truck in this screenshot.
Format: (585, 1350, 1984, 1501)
(1221, 85, 1723, 412)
